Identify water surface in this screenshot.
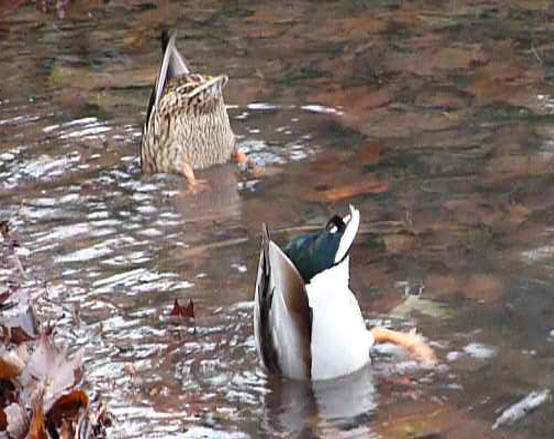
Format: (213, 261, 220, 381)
(1, 1, 554, 437)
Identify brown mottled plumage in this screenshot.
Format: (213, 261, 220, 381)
(140, 30, 235, 176)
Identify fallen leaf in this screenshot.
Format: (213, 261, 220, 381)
(302, 174, 391, 203)
(20, 331, 85, 409)
(0, 346, 26, 380)
(46, 390, 89, 431)
(5, 402, 28, 438)
(29, 393, 47, 439)
(0, 288, 39, 344)
(170, 298, 195, 319)
(10, 326, 36, 344)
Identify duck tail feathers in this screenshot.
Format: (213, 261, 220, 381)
(152, 29, 190, 113)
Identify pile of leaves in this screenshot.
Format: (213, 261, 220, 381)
(0, 221, 110, 438)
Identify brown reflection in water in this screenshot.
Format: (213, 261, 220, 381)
(172, 164, 241, 223)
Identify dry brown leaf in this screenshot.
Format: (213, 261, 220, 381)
(21, 332, 85, 408)
(29, 393, 47, 439)
(10, 327, 36, 344)
(170, 298, 195, 320)
(0, 407, 6, 431)
(302, 175, 390, 203)
(46, 390, 89, 431)
(0, 288, 39, 343)
(0, 346, 26, 380)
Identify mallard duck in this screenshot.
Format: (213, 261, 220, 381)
(140, 30, 235, 186)
(254, 205, 436, 381)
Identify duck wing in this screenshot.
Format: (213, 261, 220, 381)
(254, 225, 312, 380)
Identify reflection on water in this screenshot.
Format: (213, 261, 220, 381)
(263, 366, 377, 437)
(1, 0, 554, 437)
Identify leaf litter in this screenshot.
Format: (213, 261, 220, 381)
(0, 221, 110, 438)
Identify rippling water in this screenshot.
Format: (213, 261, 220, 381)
(2, 1, 554, 438)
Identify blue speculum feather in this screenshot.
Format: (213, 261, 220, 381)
(284, 215, 347, 283)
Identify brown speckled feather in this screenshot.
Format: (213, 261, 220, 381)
(140, 30, 235, 175)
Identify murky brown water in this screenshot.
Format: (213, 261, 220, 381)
(2, 1, 554, 437)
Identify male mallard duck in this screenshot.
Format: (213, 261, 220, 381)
(254, 205, 436, 380)
(140, 30, 235, 187)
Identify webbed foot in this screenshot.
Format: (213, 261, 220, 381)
(371, 326, 437, 366)
(183, 162, 210, 194)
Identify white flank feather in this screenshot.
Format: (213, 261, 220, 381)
(307, 257, 372, 380)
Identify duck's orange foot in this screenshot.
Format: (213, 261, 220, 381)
(231, 150, 247, 165)
(371, 326, 437, 366)
(183, 162, 210, 194)
(401, 328, 437, 365)
(231, 150, 264, 176)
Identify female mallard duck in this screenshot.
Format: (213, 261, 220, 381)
(254, 205, 436, 380)
(140, 30, 235, 186)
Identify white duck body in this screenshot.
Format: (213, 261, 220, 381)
(307, 256, 374, 380)
(254, 205, 375, 381)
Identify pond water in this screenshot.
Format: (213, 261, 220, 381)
(1, 1, 554, 437)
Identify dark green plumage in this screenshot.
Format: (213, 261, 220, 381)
(284, 215, 348, 283)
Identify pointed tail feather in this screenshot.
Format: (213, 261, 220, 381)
(153, 30, 190, 113)
(254, 224, 280, 374)
(163, 29, 190, 79)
